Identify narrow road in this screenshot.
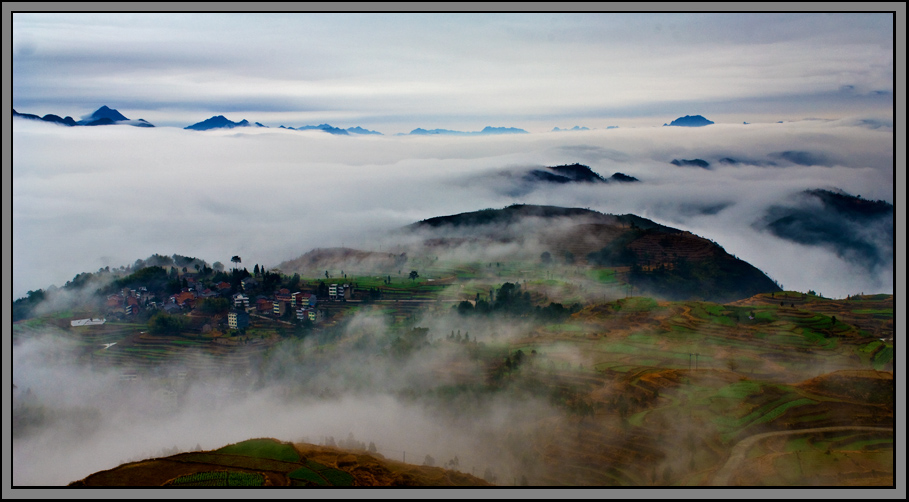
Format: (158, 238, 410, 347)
(711, 426, 893, 486)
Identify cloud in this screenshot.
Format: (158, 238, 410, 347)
(12, 116, 893, 301)
(12, 13, 893, 129)
(12, 309, 566, 486)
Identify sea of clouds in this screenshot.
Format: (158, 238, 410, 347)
(12, 117, 893, 300)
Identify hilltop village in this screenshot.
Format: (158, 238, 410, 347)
(51, 253, 371, 341)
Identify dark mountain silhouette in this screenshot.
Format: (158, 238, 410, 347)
(15, 106, 154, 127)
(664, 115, 714, 127)
(671, 158, 710, 169)
(81, 105, 129, 124)
(82, 117, 116, 126)
(411, 204, 610, 229)
(770, 151, 830, 166)
(758, 189, 893, 271)
(525, 163, 607, 184)
(185, 116, 252, 130)
(13, 109, 78, 126)
(608, 172, 640, 183)
(408, 204, 781, 303)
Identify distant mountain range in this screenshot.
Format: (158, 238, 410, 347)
(550, 126, 619, 131)
(664, 115, 714, 127)
(404, 126, 529, 136)
(13, 105, 154, 127)
(524, 164, 639, 185)
(183, 117, 382, 135)
(15, 107, 724, 132)
(184, 116, 267, 130)
(278, 124, 382, 135)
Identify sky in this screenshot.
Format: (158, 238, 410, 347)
(10, 12, 895, 131)
(8, 9, 900, 299)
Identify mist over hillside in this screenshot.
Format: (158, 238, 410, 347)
(757, 189, 893, 273)
(10, 12, 895, 491)
(12, 282, 894, 486)
(12, 117, 893, 301)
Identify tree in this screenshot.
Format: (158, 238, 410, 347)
(231, 255, 241, 270)
(409, 270, 419, 282)
(540, 251, 552, 264)
(423, 455, 435, 467)
(213, 261, 225, 272)
(564, 251, 575, 265)
(148, 312, 187, 335)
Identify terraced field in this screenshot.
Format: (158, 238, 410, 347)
(20, 279, 892, 487)
(71, 438, 489, 486)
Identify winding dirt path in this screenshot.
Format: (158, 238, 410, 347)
(711, 426, 893, 486)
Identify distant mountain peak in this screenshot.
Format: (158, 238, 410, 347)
(89, 105, 129, 121)
(16, 106, 153, 127)
(185, 115, 253, 130)
(78, 105, 130, 125)
(664, 115, 714, 127)
(670, 158, 711, 169)
(479, 126, 529, 135)
(608, 172, 640, 183)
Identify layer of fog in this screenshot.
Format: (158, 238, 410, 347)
(11, 308, 580, 486)
(13, 286, 880, 486)
(12, 117, 893, 300)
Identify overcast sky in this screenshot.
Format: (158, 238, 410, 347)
(11, 12, 894, 131)
(9, 9, 900, 300)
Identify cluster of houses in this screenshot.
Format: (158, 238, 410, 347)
(102, 271, 356, 333)
(104, 280, 229, 317)
(228, 288, 326, 330)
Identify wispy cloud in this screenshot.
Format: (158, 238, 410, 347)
(12, 13, 893, 129)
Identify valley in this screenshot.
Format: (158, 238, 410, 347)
(13, 250, 894, 486)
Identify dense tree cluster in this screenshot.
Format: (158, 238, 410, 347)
(12, 290, 45, 322)
(454, 282, 580, 321)
(147, 312, 187, 335)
